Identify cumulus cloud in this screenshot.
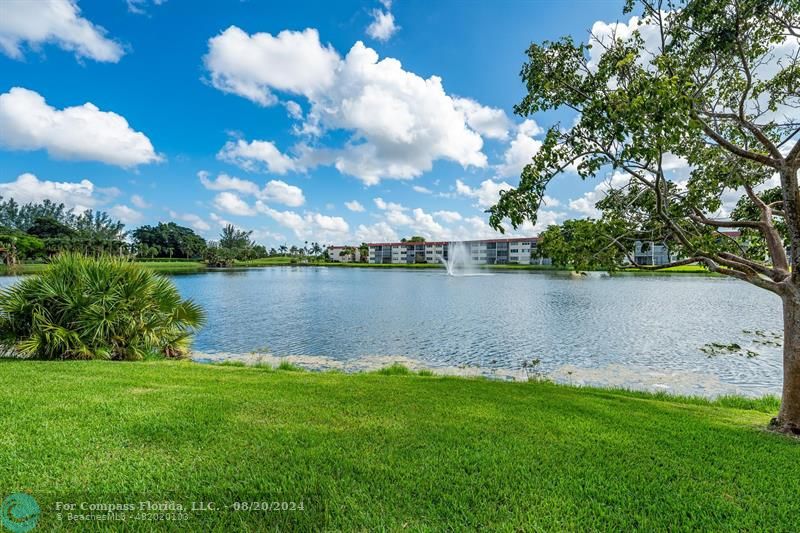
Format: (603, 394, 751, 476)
(204, 29, 494, 185)
(130, 194, 150, 209)
(454, 97, 511, 140)
(0, 87, 162, 167)
(260, 179, 305, 207)
(108, 204, 144, 224)
(434, 210, 462, 223)
(213, 191, 257, 216)
(198, 170, 260, 195)
(258, 204, 349, 239)
(203, 27, 339, 106)
(345, 200, 365, 212)
(170, 211, 211, 232)
(199, 170, 304, 207)
(0, 0, 124, 62)
(412, 185, 432, 194)
(366, 7, 399, 42)
(0, 172, 118, 212)
(354, 221, 398, 242)
(217, 138, 299, 174)
(455, 178, 513, 208)
(568, 172, 631, 217)
(497, 119, 543, 178)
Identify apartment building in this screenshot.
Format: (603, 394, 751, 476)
(366, 237, 544, 265)
(327, 246, 360, 263)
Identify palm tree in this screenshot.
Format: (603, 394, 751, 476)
(0, 254, 205, 360)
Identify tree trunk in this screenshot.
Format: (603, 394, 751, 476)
(772, 292, 800, 434)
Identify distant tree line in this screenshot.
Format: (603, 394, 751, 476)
(0, 196, 332, 267)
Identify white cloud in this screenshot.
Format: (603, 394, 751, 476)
(541, 195, 561, 207)
(284, 100, 303, 119)
(259, 179, 305, 207)
(217, 138, 299, 174)
(199, 170, 304, 207)
(209, 212, 231, 227)
(127, 0, 167, 15)
(170, 211, 211, 232)
(434, 210, 462, 223)
(374, 197, 407, 211)
(0, 87, 162, 167)
(497, 120, 543, 178)
(412, 185, 432, 194)
(345, 200, 365, 212)
(108, 204, 144, 224)
(409, 207, 444, 236)
(258, 204, 349, 239)
(455, 178, 513, 208)
(354, 221, 398, 242)
(568, 172, 631, 217)
(204, 30, 491, 185)
(198, 170, 260, 195)
(366, 8, 399, 42)
(0, 0, 124, 62)
(0, 172, 118, 212)
(130, 194, 150, 209)
(213, 191, 257, 216)
(454, 97, 511, 140)
(517, 119, 543, 137)
(311, 212, 349, 233)
(203, 27, 339, 106)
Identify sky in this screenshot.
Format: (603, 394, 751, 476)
(0, 0, 629, 247)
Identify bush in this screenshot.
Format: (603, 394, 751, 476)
(0, 254, 205, 360)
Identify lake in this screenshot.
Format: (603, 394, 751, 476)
(171, 267, 782, 397)
(0, 267, 783, 397)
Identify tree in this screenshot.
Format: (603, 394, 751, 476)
(0, 229, 44, 264)
(358, 242, 369, 263)
(219, 224, 253, 254)
(26, 216, 75, 239)
(536, 220, 626, 272)
(0, 197, 73, 231)
(132, 222, 207, 259)
(401, 236, 426, 243)
(489, 0, 800, 432)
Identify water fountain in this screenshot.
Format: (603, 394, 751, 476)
(438, 241, 477, 276)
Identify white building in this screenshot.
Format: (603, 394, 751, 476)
(327, 246, 360, 262)
(366, 237, 547, 265)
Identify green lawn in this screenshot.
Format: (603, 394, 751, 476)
(0, 261, 207, 275)
(0, 360, 796, 531)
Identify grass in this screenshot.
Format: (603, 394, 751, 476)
(0, 260, 207, 275)
(0, 360, 795, 531)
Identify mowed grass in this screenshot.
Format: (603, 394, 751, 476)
(0, 261, 207, 275)
(0, 361, 797, 531)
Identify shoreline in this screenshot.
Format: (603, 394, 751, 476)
(0, 259, 716, 276)
(190, 351, 776, 399)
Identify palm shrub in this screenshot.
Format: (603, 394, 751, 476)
(0, 253, 205, 360)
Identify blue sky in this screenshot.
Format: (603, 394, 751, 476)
(0, 0, 627, 246)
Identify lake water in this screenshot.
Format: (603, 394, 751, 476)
(0, 267, 784, 396)
(171, 267, 783, 397)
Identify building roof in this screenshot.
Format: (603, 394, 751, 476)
(366, 237, 538, 247)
